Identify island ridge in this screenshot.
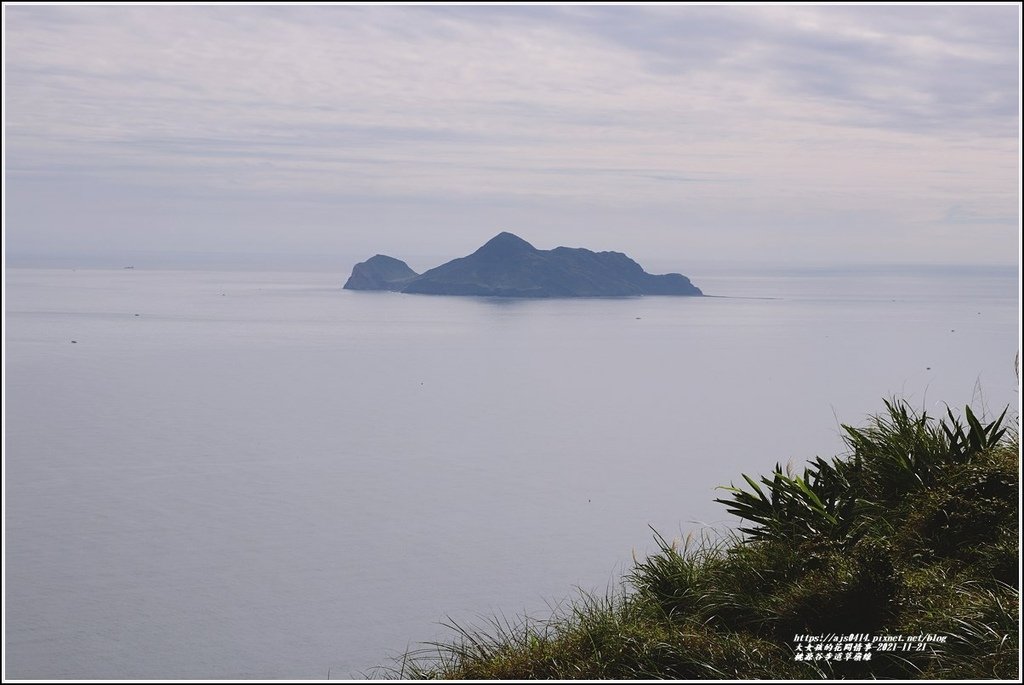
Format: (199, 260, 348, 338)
(343, 232, 703, 298)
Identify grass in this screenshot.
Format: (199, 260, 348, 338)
(382, 398, 1019, 680)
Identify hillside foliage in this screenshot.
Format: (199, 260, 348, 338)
(386, 399, 1019, 680)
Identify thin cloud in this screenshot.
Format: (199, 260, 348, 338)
(3, 4, 1019, 264)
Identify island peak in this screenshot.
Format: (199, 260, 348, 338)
(342, 254, 419, 292)
(473, 232, 537, 258)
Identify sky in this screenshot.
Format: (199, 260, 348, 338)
(3, 3, 1021, 269)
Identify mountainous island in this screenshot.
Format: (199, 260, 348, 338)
(343, 232, 703, 297)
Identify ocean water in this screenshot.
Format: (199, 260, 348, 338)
(4, 265, 1018, 679)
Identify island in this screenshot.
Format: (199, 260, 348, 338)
(343, 232, 703, 297)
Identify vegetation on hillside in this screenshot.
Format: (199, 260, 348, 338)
(386, 398, 1019, 680)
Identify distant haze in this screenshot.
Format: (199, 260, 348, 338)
(3, 4, 1020, 267)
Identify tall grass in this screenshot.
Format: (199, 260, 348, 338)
(384, 399, 1018, 680)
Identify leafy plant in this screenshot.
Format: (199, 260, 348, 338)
(713, 454, 867, 544)
(717, 400, 1012, 543)
(943, 405, 1008, 462)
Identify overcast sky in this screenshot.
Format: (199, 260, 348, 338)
(3, 4, 1020, 268)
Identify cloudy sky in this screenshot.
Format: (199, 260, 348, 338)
(3, 4, 1020, 268)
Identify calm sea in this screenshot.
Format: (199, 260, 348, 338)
(3, 265, 1019, 679)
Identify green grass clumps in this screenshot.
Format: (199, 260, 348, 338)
(389, 399, 1019, 679)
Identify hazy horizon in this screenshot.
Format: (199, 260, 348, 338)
(4, 4, 1020, 268)
(4, 246, 1020, 277)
